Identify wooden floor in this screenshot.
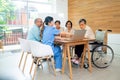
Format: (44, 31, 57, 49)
(0, 51, 120, 80)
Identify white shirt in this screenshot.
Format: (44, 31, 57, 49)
(84, 25, 95, 39)
(64, 28, 75, 34)
(58, 27, 64, 32)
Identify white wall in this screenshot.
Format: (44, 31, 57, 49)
(108, 34, 120, 56)
(38, 0, 68, 27)
(56, 0, 68, 27)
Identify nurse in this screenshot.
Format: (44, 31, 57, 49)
(41, 16, 62, 72)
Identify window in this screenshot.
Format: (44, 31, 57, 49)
(0, 0, 56, 26)
(0, 0, 56, 45)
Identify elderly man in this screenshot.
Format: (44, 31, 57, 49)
(72, 19, 95, 65)
(27, 18, 43, 65)
(27, 18, 43, 42)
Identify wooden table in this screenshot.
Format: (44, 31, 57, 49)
(55, 39, 92, 80)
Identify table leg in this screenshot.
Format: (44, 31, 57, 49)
(87, 43, 92, 72)
(62, 45, 67, 74)
(67, 45, 72, 80)
(80, 44, 87, 68)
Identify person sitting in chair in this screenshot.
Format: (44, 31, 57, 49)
(64, 20, 75, 37)
(72, 19, 95, 65)
(27, 18, 43, 42)
(55, 20, 64, 32)
(27, 18, 43, 65)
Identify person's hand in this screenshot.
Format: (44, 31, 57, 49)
(66, 33, 73, 38)
(70, 34, 73, 37)
(55, 36, 62, 40)
(60, 31, 66, 37)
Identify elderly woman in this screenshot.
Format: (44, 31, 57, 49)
(64, 20, 74, 37)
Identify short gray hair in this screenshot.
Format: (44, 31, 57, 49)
(34, 18, 42, 24)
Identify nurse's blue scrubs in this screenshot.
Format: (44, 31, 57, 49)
(42, 26, 62, 69)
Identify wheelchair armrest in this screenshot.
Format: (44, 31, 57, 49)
(89, 41, 103, 45)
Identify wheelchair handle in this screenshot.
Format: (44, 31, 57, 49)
(98, 29, 112, 32)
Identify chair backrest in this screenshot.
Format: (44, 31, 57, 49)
(18, 38, 31, 52)
(95, 30, 106, 42)
(29, 40, 54, 57)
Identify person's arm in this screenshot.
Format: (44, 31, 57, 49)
(53, 27, 60, 36)
(53, 27, 67, 40)
(55, 36, 61, 40)
(32, 27, 41, 41)
(85, 27, 95, 39)
(60, 31, 67, 37)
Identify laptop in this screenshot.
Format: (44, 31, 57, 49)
(64, 30, 86, 41)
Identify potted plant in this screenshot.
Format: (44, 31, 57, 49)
(0, 17, 5, 50)
(0, 23, 4, 50)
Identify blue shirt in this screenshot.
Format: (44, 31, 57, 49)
(42, 26, 60, 46)
(27, 25, 41, 42)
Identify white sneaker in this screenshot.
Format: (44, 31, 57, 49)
(55, 69, 61, 72)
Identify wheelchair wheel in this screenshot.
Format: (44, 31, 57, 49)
(91, 45, 114, 68)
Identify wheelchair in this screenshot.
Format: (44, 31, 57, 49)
(88, 29, 114, 68)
